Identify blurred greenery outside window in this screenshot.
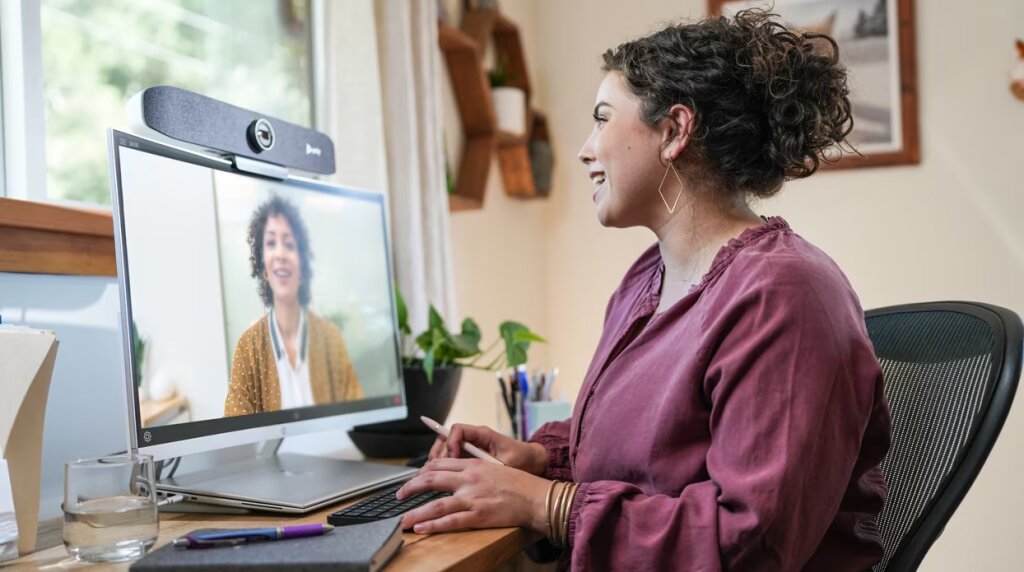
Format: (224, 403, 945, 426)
(40, 0, 314, 205)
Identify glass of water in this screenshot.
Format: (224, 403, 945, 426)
(63, 453, 158, 562)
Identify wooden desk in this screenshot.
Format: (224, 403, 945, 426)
(10, 499, 536, 571)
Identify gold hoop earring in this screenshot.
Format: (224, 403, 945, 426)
(658, 161, 684, 214)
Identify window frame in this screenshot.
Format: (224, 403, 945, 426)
(0, 0, 326, 207)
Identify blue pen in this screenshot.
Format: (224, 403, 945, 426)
(516, 366, 530, 438)
(517, 365, 530, 398)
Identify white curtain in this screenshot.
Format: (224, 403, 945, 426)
(375, 0, 458, 331)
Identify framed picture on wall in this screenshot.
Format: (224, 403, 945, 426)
(708, 0, 920, 169)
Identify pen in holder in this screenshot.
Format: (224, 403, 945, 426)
(493, 367, 571, 440)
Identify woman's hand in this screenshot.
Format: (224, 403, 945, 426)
(429, 423, 547, 476)
(397, 458, 551, 534)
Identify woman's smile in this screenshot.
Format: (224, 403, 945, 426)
(589, 169, 606, 202)
(271, 265, 294, 285)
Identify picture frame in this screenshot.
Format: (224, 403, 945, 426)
(708, 0, 920, 169)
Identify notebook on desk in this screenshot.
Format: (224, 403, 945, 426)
(129, 517, 402, 572)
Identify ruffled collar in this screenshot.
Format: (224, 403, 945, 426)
(645, 216, 790, 318)
(699, 215, 789, 290)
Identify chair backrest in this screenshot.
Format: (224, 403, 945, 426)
(866, 302, 1022, 572)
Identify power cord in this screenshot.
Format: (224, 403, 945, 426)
(157, 494, 185, 507)
(165, 456, 182, 479)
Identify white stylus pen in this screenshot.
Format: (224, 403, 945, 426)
(420, 416, 505, 465)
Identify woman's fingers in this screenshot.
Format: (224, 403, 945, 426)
(411, 509, 473, 534)
(447, 424, 497, 458)
(399, 495, 466, 531)
(396, 461, 468, 499)
(446, 424, 467, 457)
(428, 435, 448, 460)
(421, 457, 472, 472)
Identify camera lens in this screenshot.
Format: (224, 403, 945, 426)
(247, 118, 275, 152)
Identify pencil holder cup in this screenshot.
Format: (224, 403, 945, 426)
(523, 401, 572, 441)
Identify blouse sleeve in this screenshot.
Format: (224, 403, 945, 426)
(528, 420, 573, 481)
(564, 277, 888, 571)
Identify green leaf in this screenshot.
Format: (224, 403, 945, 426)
(460, 318, 482, 347)
(496, 321, 547, 368)
(395, 288, 410, 336)
(499, 321, 530, 368)
(428, 305, 446, 332)
(447, 318, 482, 358)
(513, 330, 546, 344)
(415, 330, 434, 353)
(431, 328, 456, 364)
(423, 347, 435, 385)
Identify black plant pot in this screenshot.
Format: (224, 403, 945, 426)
(348, 365, 463, 458)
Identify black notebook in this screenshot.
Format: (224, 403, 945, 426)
(130, 517, 403, 572)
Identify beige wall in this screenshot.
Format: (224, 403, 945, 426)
(444, 1, 551, 428)
(448, 0, 1024, 568)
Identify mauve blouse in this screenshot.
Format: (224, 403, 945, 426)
(530, 217, 891, 571)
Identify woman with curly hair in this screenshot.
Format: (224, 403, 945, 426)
(224, 195, 363, 417)
(396, 10, 891, 570)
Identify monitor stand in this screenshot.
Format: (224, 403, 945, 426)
(154, 439, 416, 514)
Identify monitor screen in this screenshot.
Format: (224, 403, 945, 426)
(109, 130, 405, 458)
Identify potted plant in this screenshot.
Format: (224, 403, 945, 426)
(489, 55, 527, 136)
(349, 289, 544, 458)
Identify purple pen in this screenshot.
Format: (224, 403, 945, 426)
(173, 523, 334, 548)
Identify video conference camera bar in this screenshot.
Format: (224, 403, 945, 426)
(127, 85, 335, 180)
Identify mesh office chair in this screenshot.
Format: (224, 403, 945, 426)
(866, 302, 1022, 571)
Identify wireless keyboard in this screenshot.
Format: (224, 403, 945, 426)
(327, 482, 450, 526)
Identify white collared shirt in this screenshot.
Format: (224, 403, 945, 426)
(268, 308, 314, 410)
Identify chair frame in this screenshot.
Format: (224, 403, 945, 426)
(867, 301, 1022, 571)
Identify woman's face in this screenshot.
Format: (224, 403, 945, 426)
(262, 214, 302, 306)
(577, 71, 668, 228)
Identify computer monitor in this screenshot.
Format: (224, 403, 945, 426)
(109, 129, 408, 462)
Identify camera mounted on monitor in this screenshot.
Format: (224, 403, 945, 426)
(126, 85, 335, 180)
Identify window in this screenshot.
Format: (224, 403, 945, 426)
(0, 20, 6, 199)
(5, 0, 317, 205)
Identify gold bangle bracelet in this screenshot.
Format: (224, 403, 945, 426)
(561, 483, 580, 548)
(557, 482, 573, 547)
(548, 481, 564, 546)
(553, 482, 569, 546)
(553, 480, 573, 547)
(543, 480, 559, 541)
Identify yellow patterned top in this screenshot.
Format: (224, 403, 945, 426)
(224, 311, 364, 416)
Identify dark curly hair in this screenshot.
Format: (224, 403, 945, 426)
(247, 195, 313, 307)
(601, 8, 853, 199)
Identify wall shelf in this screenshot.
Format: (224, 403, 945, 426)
(439, 8, 552, 211)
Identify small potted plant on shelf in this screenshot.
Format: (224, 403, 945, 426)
(489, 55, 527, 136)
(349, 289, 545, 458)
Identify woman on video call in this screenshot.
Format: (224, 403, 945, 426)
(224, 196, 364, 416)
(395, 10, 891, 571)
